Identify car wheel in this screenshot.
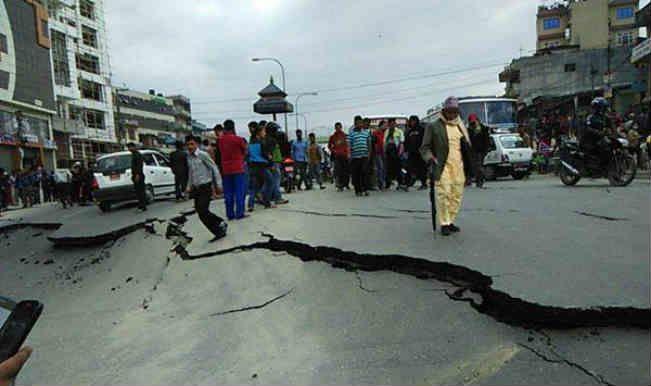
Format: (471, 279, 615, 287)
(484, 166, 497, 181)
(145, 185, 155, 204)
(512, 172, 527, 180)
(99, 201, 112, 212)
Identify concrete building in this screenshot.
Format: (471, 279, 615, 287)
(501, 46, 645, 113)
(631, 3, 650, 103)
(0, 0, 58, 172)
(536, 3, 571, 50)
(536, 0, 640, 51)
(502, 0, 645, 113)
(114, 89, 192, 148)
(44, 0, 118, 167)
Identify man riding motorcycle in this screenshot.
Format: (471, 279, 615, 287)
(582, 97, 612, 170)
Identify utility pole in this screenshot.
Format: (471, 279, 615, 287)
(606, 18, 612, 101)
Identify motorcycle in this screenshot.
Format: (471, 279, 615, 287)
(559, 136, 637, 187)
(281, 158, 295, 194)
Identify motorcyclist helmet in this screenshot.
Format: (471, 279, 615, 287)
(590, 97, 609, 110)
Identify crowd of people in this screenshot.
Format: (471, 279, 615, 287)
(328, 115, 434, 196)
(0, 162, 97, 217)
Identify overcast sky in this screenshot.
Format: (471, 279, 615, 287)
(105, 0, 650, 137)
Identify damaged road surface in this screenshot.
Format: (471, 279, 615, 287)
(1, 176, 649, 385)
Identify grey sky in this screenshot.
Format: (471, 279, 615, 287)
(105, 0, 649, 137)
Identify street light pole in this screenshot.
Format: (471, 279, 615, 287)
(291, 113, 308, 132)
(295, 92, 318, 132)
(252, 57, 287, 130)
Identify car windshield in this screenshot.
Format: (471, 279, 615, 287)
(486, 101, 516, 125)
(499, 135, 527, 149)
(96, 154, 131, 172)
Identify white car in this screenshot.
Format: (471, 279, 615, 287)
(483, 134, 534, 180)
(92, 150, 175, 212)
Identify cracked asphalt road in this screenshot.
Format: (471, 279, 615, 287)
(0, 175, 649, 385)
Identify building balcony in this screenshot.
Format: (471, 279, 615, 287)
(52, 116, 85, 135)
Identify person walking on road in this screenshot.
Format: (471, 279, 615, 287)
(186, 136, 227, 242)
(218, 120, 248, 221)
(420, 97, 473, 236)
(170, 141, 189, 201)
(307, 133, 325, 190)
(291, 130, 309, 190)
(127, 143, 147, 212)
(329, 122, 350, 191)
(468, 113, 490, 188)
(348, 116, 372, 197)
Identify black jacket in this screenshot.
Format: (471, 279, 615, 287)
(469, 123, 490, 154)
(170, 150, 188, 176)
(405, 125, 425, 154)
(583, 113, 610, 148)
(131, 151, 144, 178)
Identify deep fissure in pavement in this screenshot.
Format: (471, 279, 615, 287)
(174, 233, 650, 330)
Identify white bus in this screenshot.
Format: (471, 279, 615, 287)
(422, 97, 518, 133)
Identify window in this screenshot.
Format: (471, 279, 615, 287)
(142, 153, 156, 166)
(0, 70, 9, 90)
(51, 31, 71, 86)
(154, 154, 170, 167)
(82, 25, 98, 48)
(76, 53, 100, 74)
(499, 135, 527, 149)
(80, 0, 96, 20)
(97, 155, 131, 172)
(0, 34, 7, 53)
(41, 20, 49, 38)
(616, 7, 634, 20)
(85, 109, 105, 129)
(564, 63, 576, 72)
(543, 18, 560, 30)
(616, 31, 634, 46)
(79, 79, 103, 101)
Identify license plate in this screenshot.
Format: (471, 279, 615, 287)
(110, 174, 120, 181)
(286, 167, 294, 172)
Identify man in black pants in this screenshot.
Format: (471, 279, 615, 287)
(405, 115, 428, 190)
(127, 143, 147, 212)
(170, 141, 189, 201)
(186, 136, 227, 242)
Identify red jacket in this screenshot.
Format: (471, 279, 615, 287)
(328, 131, 349, 158)
(218, 132, 247, 175)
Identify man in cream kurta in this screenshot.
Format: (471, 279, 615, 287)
(420, 96, 472, 236)
(437, 115, 467, 232)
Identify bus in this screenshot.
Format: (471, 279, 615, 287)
(422, 97, 518, 133)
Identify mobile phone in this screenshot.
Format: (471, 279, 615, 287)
(0, 297, 43, 363)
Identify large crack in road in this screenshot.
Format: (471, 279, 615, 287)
(173, 233, 649, 331)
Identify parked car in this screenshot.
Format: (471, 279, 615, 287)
(483, 134, 533, 180)
(92, 150, 175, 212)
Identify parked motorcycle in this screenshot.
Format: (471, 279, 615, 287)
(559, 137, 637, 187)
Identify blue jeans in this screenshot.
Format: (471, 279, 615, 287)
(223, 173, 247, 220)
(271, 163, 283, 202)
(375, 155, 385, 189)
(247, 165, 264, 209)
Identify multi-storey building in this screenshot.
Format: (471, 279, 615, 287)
(501, 0, 646, 113)
(45, 0, 118, 167)
(536, 0, 640, 52)
(0, 0, 57, 172)
(115, 89, 192, 148)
